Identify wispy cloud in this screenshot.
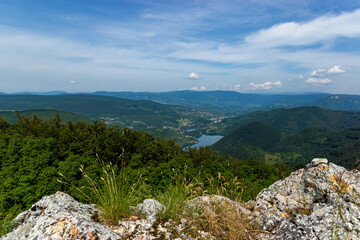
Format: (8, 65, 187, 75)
(189, 85, 206, 91)
(310, 69, 326, 76)
(0, 1, 359, 93)
(245, 8, 360, 48)
(249, 81, 282, 90)
(305, 77, 332, 86)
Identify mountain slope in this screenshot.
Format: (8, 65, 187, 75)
(213, 106, 360, 135)
(0, 95, 214, 130)
(0, 110, 89, 124)
(211, 122, 281, 160)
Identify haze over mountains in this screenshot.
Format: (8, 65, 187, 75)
(3, 90, 360, 114)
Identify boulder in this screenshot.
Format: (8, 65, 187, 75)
(246, 162, 360, 240)
(2, 191, 122, 240)
(134, 199, 164, 224)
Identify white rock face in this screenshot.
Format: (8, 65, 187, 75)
(246, 163, 360, 240)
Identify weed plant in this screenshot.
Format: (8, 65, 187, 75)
(185, 199, 259, 240)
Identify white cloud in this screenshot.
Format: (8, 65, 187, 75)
(189, 72, 200, 79)
(310, 69, 326, 76)
(305, 77, 332, 85)
(69, 80, 77, 84)
(245, 9, 360, 48)
(190, 86, 206, 91)
(328, 65, 345, 74)
(249, 81, 282, 90)
(234, 84, 241, 89)
(298, 75, 304, 79)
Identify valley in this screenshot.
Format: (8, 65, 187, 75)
(1, 92, 360, 169)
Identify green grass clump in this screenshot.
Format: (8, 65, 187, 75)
(59, 152, 146, 225)
(157, 170, 199, 221)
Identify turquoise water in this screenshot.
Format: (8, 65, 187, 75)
(191, 134, 223, 148)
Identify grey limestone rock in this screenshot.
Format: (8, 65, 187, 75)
(246, 162, 360, 240)
(2, 191, 122, 240)
(134, 199, 165, 224)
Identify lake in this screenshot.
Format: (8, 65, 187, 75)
(191, 134, 223, 148)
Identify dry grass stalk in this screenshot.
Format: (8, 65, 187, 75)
(186, 199, 259, 240)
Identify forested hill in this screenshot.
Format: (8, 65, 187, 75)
(211, 107, 360, 169)
(212, 106, 360, 135)
(0, 94, 214, 130)
(0, 110, 89, 124)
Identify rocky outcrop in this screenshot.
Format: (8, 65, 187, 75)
(2, 191, 122, 240)
(246, 159, 360, 240)
(3, 159, 360, 240)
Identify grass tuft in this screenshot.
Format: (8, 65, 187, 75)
(59, 151, 146, 225)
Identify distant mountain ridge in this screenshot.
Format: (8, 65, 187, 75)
(92, 91, 330, 114)
(3, 91, 360, 114)
(0, 94, 214, 132)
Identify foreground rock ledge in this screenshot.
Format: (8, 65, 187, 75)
(245, 162, 360, 240)
(3, 161, 360, 240)
(2, 191, 122, 240)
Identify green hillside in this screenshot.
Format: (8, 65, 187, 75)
(212, 122, 281, 152)
(0, 95, 216, 131)
(212, 121, 360, 169)
(0, 110, 89, 124)
(211, 106, 360, 135)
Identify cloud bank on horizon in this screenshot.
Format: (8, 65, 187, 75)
(0, 0, 359, 93)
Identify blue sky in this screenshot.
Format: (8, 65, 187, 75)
(0, 0, 360, 93)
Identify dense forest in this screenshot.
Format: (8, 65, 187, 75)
(211, 107, 360, 168)
(0, 115, 291, 224)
